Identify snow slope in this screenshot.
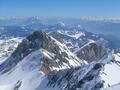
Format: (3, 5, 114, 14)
(102, 53, 120, 89)
(0, 49, 44, 90)
(0, 37, 22, 64)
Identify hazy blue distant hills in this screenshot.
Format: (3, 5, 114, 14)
(0, 17, 120, 48)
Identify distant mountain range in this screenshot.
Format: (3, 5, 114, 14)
(0, 17, 120, 48)
(0, 17, 120, 38)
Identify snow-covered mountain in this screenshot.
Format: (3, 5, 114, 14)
(0, 30, 86, 90)
(0, 27, 120, 90)
(0, 37, 22, 64)
(49, 30, 108, 62)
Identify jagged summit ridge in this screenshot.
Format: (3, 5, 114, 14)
(0, 30, 83, 74)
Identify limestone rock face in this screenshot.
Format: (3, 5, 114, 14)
(76, 43, 107, 62)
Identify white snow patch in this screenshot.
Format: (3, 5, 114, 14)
(57, 30, 85, 39)
(0, 37, 22, 64)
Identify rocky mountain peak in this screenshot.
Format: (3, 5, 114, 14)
(0, 30, 51, 73)
(0, 30, 83, 74)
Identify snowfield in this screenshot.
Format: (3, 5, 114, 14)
(0, 37, 22, 64)
(0, 49, 43, 90)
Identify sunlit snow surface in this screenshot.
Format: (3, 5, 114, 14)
(0, 49, 44, 90)
(57, 30, 85, 39)
(0, 37, 22, 64)
(105, 84, 120, 90)
(101, 53, 120, 89)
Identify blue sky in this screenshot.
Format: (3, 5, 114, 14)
(0, 0, 120, 18)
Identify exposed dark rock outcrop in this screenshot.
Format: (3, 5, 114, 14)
(47, 62, 105, 90)
(76, 43, 107, 62)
